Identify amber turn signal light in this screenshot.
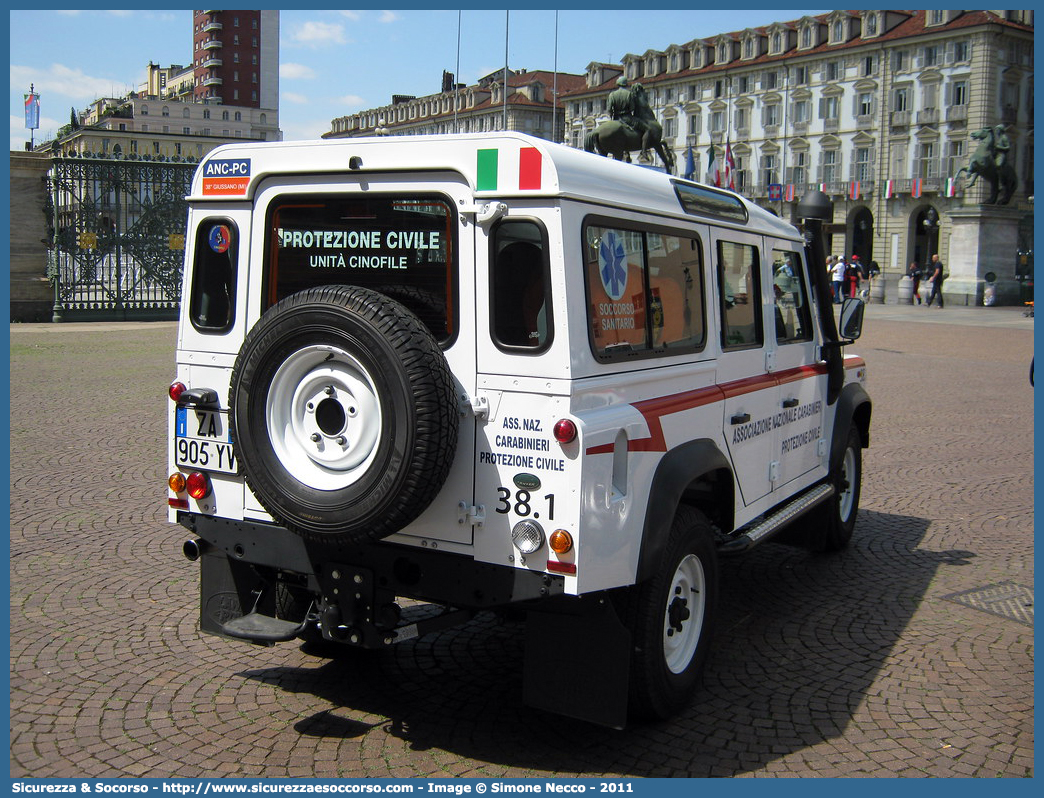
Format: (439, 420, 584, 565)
(549, 529, 573, 554)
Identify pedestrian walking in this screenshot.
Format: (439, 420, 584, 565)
(846, 257, 862, 301)
(908, 262, 922, 304)
(925, 253, 945, 308)
(831, 255, 846, 303)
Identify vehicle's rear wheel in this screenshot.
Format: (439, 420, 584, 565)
(229, 285, 458, 544)
(624, 507, 718, 720)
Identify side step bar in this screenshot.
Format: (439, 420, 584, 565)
(718, 482, 835, 555)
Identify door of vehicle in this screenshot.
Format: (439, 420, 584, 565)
(247, 172, 477, 546)
(768, 244, 829, 487)
(713, 230, 776, 506)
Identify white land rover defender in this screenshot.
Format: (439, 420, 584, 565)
(169, 132, 870, 728)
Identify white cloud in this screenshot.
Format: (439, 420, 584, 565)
(338, 11, 362, 22)
(378, 11, 400, 24)
(333, 94, 367, 110)
(280, 63, 317, 80)
(11, 112, 66, 151)
(282, 92, 309, 105)
(291, 21, 348, 47)
(279, 117, 332, 142)
(10, 63, 132, 104)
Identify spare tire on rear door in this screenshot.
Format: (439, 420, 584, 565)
(229, 285, 459, 544)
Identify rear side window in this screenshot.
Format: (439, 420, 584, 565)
(490, 219, 552, 352)
(718, 240, 762, 349)
(264, 194, 457, 344)
(189, 219, 237, 332)
(584, 220, 705, 362)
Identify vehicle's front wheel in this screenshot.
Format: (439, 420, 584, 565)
(625, 507, 718, 721)
(811, 426, 862, 552)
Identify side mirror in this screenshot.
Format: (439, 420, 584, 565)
(839, 297, 865, 340)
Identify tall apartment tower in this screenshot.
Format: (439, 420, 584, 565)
(192, 9, 279, 109)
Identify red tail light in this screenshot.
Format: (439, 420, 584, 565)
(169, 381, 187, 402)
(553, 419, 577, 444)
(186, 472, 211, 500)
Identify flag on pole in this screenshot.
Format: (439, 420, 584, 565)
(911, 178, 923, 198)
(724, 138, 736, 190)
(849, 181, 861, 200)
(24, 91, 40, 130)
(683, 146, 695, 181)
(784, 184, 795, 202)
(945, 177, 957, 197)
(819, 182, 827, 194)
(706, 143, 719, 186)
(885, 179, 896, 199)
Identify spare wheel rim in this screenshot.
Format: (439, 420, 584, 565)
(663, 553, 707, 674)
(266, 344, 383, 490)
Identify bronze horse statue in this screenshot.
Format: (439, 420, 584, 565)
(954, 126, 1017, 205)
(584, 84, 676, 174)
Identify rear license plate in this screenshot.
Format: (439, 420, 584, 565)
(175, 407, 237, 474)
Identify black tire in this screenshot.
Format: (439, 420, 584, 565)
(811, 426, 862, 552)
(229, 285, 459, 544)
(623, 506, 718, 721)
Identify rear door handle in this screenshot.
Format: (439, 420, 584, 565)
(782, 398, 799, 408)
(730, 413, 751, 425)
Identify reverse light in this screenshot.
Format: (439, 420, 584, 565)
(168, 472, 187, 493)
(553, 418, 577, 444)
(511, 519, 545, 554)
(169, 381, 187, 403)
(185, 471, 211, 500)
(549, 529, 573, 554)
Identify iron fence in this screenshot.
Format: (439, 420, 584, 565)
(47, 154, 197, 321)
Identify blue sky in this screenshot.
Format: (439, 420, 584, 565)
(10, 8, 824, 150)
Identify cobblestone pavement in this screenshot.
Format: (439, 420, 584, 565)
(9, 304, 1033, 779)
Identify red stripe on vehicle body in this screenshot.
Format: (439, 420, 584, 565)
(584, 364, 829, 455)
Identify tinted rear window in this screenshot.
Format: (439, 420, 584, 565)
(264, 194, 457, 343)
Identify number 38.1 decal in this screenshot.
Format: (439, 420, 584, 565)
(495, 488, 555, 521)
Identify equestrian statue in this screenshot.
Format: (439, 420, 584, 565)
(954, 125, 1018, 205)
(584, 77, 676, 174)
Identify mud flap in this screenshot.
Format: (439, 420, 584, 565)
(199, 549, 271, 639)
(523, 598, 631, 729)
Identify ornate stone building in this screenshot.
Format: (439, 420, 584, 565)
(325, 69, 585, 143)
(36, 10, 281, 161)
(562, 10, 1034, 304)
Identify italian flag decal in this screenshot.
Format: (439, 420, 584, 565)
(477, 147, 542, 191)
